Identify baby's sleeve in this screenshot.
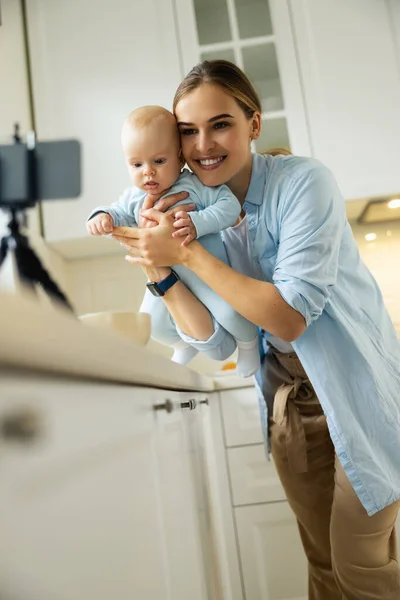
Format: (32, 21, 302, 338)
(188, 184, 241, 239)
(87, 188, 140, 227)
(176, 317, 237, 361)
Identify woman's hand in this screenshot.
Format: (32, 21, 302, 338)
(138, 191, 195, 228)
(112, 209, 196, 268)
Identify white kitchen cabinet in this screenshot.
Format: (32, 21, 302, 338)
(235, 503, 307, 600)
(26, 0, 183, 244)
(154, 393, 209, 600)
(227, 444, 285, 506)
(0, 371, 212, 600)
(275, 0, 400, 200)
(176, 0, 400, 200)
(220, 386, 264, 447)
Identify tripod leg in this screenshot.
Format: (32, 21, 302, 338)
(15, 243, 74, 313)
(0, 236, 8, 267)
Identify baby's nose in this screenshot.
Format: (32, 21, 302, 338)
(144, 164, 155, 176)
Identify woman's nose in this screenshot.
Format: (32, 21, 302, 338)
(196, 131, 215, 154)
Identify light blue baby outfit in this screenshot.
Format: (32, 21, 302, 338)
(88, 169, 259, 359)
(177, 152, 400, 517)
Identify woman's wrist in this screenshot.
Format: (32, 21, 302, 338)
(181, 241, 200, 270)
(144, 266, 171, 282)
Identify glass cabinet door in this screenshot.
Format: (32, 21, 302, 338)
(191, 0, 291, 153)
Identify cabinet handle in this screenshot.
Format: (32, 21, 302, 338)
(180, 399, 198, 411)
(0, 408, 42, 443)
(154, 399, 174, 413)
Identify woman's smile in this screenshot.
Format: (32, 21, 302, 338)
(195, 155, 227, 170)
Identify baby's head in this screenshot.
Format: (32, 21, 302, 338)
(121, 105, 183, 195)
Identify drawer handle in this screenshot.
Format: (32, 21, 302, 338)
(0, 408, 42, 443)
(154, 399, 174, 413)
(181, 399, 198, 410)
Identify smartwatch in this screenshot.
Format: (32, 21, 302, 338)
(146, 269, 180, 297)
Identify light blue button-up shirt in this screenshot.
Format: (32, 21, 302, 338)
(182, 152, 400, 516)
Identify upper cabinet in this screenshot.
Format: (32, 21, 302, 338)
(26, 0, 183, 243)
(177, 0, 400, 201)
(174, 0, 311, 157)
(271, 0, 400, 200)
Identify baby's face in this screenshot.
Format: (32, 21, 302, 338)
(123, 123, 182, 196)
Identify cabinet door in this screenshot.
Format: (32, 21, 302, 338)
(288, 0, 400, 199)
(235, 503, 307, 600)
(0, 372, 171, 600)
(220, 386, 264, 447)
(228, 444, 286, 506)
(154, 392, 209, 600)
(26, 0, 183, 244)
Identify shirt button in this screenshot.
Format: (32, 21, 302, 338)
(339, 452, 347, 460)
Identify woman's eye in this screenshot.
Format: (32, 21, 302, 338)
(214, 121, 229, 130)
(154, 158, 166, 164)
(181, 128, 196, 136)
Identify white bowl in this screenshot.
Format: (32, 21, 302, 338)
(79, 311, 151, 346)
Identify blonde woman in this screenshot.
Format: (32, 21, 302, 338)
(113, 61, 400, 599)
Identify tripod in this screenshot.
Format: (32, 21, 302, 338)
(0, 208, 74, 312)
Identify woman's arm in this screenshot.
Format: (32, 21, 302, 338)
(115, 211, 305, 342)
(142, 266, 214, 341)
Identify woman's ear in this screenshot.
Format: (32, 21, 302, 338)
(250, 112, 261, 141)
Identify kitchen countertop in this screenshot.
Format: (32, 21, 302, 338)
(0, 293, 255, 392)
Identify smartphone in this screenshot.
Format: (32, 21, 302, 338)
(0, 139, 81, 207)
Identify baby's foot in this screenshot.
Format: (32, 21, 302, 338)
(172, 340, 199, 365)
(236, 337, 260, 377)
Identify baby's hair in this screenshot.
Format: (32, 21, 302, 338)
(121, 105, 179, 148)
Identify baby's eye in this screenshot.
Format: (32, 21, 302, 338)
(132, 162, 142, 168)
(180, 128, 196, 136)
(154, 158, 166, 164)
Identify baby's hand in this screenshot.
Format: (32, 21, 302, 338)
(172, 211, 197, 246)
(86, 212, 114, 235)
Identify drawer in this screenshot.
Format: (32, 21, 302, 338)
(219, 386, 264, 447)
(227, 444, 286, 506)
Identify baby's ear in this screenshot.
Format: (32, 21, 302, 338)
(179, 149, 185, 169)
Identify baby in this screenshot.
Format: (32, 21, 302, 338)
(87, 105, 260, 377)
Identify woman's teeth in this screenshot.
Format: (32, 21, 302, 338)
(199, 157, 224, 166)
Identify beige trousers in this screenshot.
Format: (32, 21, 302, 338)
(261, 346, 400, 600)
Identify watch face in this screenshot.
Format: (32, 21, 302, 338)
(147, 282, 163, 297)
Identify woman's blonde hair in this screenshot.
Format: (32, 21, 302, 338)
(173, 60, 292, 156)
(173, 60, 261, 119)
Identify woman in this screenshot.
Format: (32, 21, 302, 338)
(112, 60, 400, 599)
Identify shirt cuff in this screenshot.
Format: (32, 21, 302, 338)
(176, 317, 237, 361)
(274, 281, 326, 327)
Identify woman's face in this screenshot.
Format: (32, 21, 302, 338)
(175, 83, 260, 189)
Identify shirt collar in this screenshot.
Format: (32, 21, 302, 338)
(244, 153, 267, 206)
